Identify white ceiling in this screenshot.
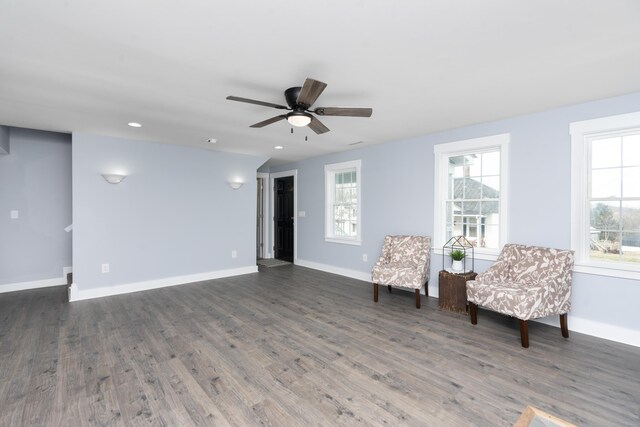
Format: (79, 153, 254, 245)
(1, 1, 639, 166)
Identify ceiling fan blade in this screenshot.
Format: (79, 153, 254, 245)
(308, 116, 330, 134)
(226, 96, 288, 110)
(297, 78, 327, 109)
(314, 107, 373, 117)
(250, 115, 287, 128)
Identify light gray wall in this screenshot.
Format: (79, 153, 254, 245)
(72, 133, 266, 291)
(0, 127, 72, 286)
(270, 91, 640, 340)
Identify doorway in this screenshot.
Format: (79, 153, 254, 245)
(256, 176, 265, 259)
(274, 175, 294, 262)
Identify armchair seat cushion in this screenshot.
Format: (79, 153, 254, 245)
(467, 281, 548, 320)
(372, 264, 424, 289)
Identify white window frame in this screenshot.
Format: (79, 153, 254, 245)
(570, 111, 640, 280)
(433, 134, 510, 260)
(325, 159, 362, 245)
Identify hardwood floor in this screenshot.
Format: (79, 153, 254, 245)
(1, 265, 639, 426)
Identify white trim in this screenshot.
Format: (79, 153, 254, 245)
(270, 169, 297, 262)
(69, 266, 258, 302)
(570, 111, 640, 278)
(295, 258, 370, 282)
(257, 172, 270, 259)
(535, 315, 640, 348)
(573, 263, 640, 280)
(0, 266, 72, 294)
(433, 133, 510, 250)
(325, 237, 362, 246)
(324, 159, 362, 245)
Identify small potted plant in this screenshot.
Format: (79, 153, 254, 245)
(449, 249, 465, 272)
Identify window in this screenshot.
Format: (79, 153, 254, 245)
(434, 134, 509, 258)
(571, 112, 640, 278)
(325, 160, 361, 245)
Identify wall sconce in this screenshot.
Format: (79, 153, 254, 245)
(101, 174, 127, 184)
(228, 181, 243, 190)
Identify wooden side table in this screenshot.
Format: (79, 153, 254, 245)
(438, 270, 477, 314)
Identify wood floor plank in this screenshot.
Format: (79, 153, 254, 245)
(1, 265, 639, 426)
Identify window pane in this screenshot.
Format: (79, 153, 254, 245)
(590, 231, 622, 262)
(591, 168, 621, 198)
(590, 201, 620, 240)
(592, 137, 621, 168)
(621, 232, 640, 264)
(463, 178, 477, 200)
(467, 155, 481, 177)
(480, 201, 499, 219)
(622, 201, 640, 231)
(482, 151, 500, 175)
(623, 167, 640, 197)
(483, 225, 499, 249)
(623, 134, 640, 167)
(481, 177, 500, 197)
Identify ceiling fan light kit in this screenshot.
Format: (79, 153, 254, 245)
(227, 78, 372, 135)
(286, 111, 312, 127)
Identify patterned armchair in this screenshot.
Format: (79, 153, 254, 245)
(372, 235, 431, 308)
(466, 244, 575, 347)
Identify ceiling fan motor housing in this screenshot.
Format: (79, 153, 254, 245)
(285, 87, 303, 109)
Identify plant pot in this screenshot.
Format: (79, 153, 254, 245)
(451, 260, 463, 272)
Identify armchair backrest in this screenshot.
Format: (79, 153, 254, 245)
(381, 235, 431, 276)
(500, 243, 574, 286)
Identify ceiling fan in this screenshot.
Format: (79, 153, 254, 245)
(226, 78, 372, 135)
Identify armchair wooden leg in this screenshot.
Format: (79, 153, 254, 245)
(373, 283, 379, 303)
(415, 289, 421, 309)
(424, 283, 428, 297)
(469, 302, 478, 325)
(560, 313, 569, 338)
(387, 285, 392, 293)
(519, 319, 529, 348)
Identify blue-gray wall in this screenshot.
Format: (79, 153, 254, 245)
(0, 127, 72, 288)
(270, 92, 640, 345)
(72, 133, 266, 294)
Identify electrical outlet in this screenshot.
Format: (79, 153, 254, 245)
(231, 250, 237, 259)
(101, 263, 110, 273)
(362, 253, 368, 262)
(10, 210, 19, 219)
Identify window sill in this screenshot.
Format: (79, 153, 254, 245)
(325, 237, 362, 246)
(573, 263, 640, 280)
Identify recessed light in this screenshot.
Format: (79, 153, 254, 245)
(128, 122, 142, 128)
(207, 138, 217, 144)
(274, 145, 284, 150)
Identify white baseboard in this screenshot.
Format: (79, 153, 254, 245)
(0, 266, 72, 294)
(295, 258, 639, 348)
(295, 258, 370, 282)
(535, 315, 639, 348)
(69, 266, 258, 302)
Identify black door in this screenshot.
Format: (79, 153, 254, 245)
(274, 176, 294, 262)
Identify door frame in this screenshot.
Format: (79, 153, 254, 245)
(270, 169, 297, 263)
(257, 172, 270, 259)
